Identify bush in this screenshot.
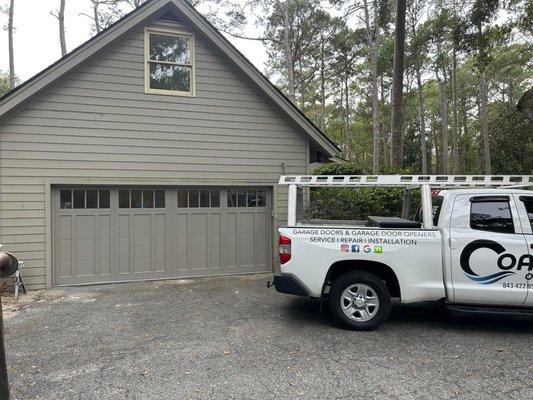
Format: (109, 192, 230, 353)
(304, 162, 419, 220)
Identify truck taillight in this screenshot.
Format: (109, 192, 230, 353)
(279, 235, 291, 265)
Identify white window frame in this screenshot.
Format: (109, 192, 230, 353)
(144, 27, 195, 97)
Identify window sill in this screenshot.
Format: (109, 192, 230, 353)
(145, 88, 196, 97)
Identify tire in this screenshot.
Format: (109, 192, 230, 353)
(329, 271, 391, 331)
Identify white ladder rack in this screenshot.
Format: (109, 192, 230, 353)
(278, 175, 533, 188)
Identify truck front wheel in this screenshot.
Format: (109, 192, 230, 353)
(329, 271, 391, 330)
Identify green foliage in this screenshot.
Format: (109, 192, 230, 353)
(489, 103, 533, 174)
(0, 71, 10, 98)
(305, 186, 406, 220)
(304, 162, 417, 220)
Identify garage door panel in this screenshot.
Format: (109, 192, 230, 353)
(98, 215, 112, 276)
(154, 214, 166, 273)
(177, 213, 189, 270)
(189, 213, 208, 269)
(118, 214, 131, 276)
(254, 213, 268, 265)
(54, 187, 271, 285)
(208, 213, 221, 269)
(59, 215, 72, 240)
(132, 214, 152, 274)
(226, 212, 238, 267)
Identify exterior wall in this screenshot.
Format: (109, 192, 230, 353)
(0, 17, 309, 289)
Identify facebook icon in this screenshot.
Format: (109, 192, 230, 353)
(351, 245, 360, 253)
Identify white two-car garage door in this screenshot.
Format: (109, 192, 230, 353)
(53, 187, 272, 285)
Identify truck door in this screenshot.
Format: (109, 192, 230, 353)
(449, 195, 528, 306)
(515, 195, 533, 307)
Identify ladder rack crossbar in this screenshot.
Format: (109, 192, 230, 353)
(278, 175, 533, 188)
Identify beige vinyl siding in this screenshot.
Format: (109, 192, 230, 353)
(0, 18, 308, 289)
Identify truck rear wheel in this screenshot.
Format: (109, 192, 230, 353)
(329, 271, 391, 330)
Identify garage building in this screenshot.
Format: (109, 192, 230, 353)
(0, 0, 338, 288)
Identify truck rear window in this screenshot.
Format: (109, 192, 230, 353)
(432, 196, 443, 226)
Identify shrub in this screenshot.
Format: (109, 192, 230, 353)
(304, 162, 419, 220)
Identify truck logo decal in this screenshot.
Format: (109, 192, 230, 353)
(460, 239, 533, 284)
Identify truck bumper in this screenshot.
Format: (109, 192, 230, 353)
(274, 274, 309, 297)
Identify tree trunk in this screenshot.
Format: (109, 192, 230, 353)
(437, 70, 450, 174)
(92, 0, 102, 33)
(8, 0, 15, 89)
(380, 74, 387, 169)
(282, 3, 295, 102)
(415, 67, 427, 174)
(363, 0, 381, 173)
(319, 37, 326, 130)
(390, 0, 406, 170)
(451, 43, 460, 173)
(463, 111, 470, 172)
(344, 76, 350, 156)
(59, 0, 67, 56)
(434, 135, 441, 174)
(478, 72, 491, 174)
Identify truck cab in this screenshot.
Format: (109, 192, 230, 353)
(437, 189, 533, 308)
(273, 175, 533, 330)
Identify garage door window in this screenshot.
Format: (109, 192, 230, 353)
(228, 190, 266, 207)
(178, 189, 220, 208)
(119, 189, 165, 208)
(60, 189, 110, 209)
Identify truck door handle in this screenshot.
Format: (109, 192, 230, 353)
(530, 244, 533, 250)
(449, 238, 458, 249)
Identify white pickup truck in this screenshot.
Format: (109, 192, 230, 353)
(273, 175, 533, 330)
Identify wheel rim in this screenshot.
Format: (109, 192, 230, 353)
(340, 283, 379, 322)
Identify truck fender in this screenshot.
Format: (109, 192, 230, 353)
(323, 259, 402, 300)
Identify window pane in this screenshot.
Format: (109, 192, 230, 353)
(155, 190, 165, 208)
(189, 190, 199, 207)
(237, 191, 247, 207)
(228, 191, 236, 207)
(210, 190, 220, 208)
(200, 190, 209, 207)
(99, 190, 110, 208)
(119, 190, 130, 208)
(149, 63, 191, 92)
(149, 33, 191, 64)
(86, 190, 98, 209)
(73, 190, 85, 209)
(521, 198, 533, 230)
(143, 190, 154, 208)
(257, 190, 266, 207)
(177, 190, 188, 207)
(60, 190, 72, 209)
(470, 200, 514, 234)
(131, 190, 142, 208)
(248, 190, 257, 207)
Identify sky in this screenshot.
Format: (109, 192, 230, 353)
(0, 0, 268, 82)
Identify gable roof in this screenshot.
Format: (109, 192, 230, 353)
(0, 0, 339, 157)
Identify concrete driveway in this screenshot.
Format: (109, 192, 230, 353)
(3, 274, 532, 399)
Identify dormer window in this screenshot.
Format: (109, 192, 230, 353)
(145, 28, 195, 96)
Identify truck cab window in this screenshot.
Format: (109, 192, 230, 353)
(470, 198, 514, 234)
(520, 196, 533, 230)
